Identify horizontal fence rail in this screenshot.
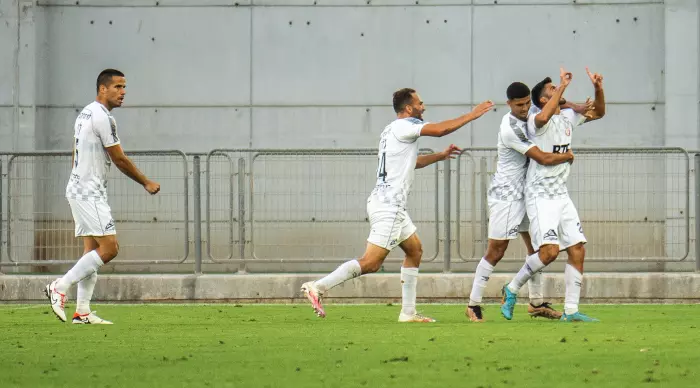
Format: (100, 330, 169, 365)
(0, 147, 695, 271)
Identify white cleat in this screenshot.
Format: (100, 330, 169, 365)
(72, 311, 113, 325)
(300, 281, 326, 318)
(44, 280, 67, 322)
(398, 312, 437, 323)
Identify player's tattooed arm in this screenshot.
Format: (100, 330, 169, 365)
(561, 98, 594, 115)
(419, 101, 494, 137)
(582, 67, 605, 122)
(106, 145, 161, 195)
(534, 67, 572, 128)
(415, 144, 461, 169)
(525, 147, 574, 166)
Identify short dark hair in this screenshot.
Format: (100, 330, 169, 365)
(531, 77, 552, 109)
(393, 88, 416, 113)
(506, 82, 530, 100)
(96, 69, 125, 93)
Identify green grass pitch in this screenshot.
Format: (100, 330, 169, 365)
(1, 304, 698, 388)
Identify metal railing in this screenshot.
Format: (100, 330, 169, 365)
(203, 149, 440, 268)
(455, 147, 690, 263)
(0, 150, 189, 266)
(0, 147, 695, 272)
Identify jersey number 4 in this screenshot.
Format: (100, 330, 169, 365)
(377, 152, 388, 182)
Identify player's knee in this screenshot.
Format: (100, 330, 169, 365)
(485, 241, 507, 263)
(568, 243, 585, 261)
(358, 256, 382, 274)
(361, 260, 382, 274)
(100, 239, 119, 261)
(538, 245, 559, 264)
(409, 244, 423, 260)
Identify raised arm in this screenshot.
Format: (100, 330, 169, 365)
(419, 101, 494, 137)
(415, 144, 461, 169)
(561, 98, 594, 115)
(106, 145, 160, 194)
(534, 68, 572, 128)
(582, 67, 605, 122)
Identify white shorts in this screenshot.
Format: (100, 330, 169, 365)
(67, 198, 116, 237)
(366, 198, 416, 251)
(487, 198, 527, 240)
(526, 195, 586, 250)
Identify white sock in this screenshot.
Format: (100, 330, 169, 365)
(468, 258, 494, 306)
(528, 267, 544, 306)
(564, 264, 583, 315)
(400, 267, 419, 316)
(76, 272, 98, 315)
(507, 253, 546, 294)
(315, 260, 361, 293)
(55, 250, 103, 294)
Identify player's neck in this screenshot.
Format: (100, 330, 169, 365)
(95, 97, 113, 111)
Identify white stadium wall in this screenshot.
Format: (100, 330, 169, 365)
(0, 0, 698, 271)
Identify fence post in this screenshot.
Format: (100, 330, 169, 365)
(0, 158, 3, 270)
(237, 158, 247, 273)
(696, 154, 699, 272)
(193, 156, 203, 274)
(443, 158, 451, 273)
(480, 157, 488, 253)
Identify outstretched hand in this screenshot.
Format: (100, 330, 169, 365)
(560, 67, 573, 87)
(470, 100, 494, 119)
(440, 144, 462, 160)
(586, 67, 603, 88)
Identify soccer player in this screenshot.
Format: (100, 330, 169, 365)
(301, 88, 494, 322)
(45, 69, 161, 324)
(500, 67, 605, 322)
(466, 81, 574, 322)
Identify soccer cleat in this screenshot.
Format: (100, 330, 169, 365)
(300, 281, 326, 318)
(44, 280, 67, 322)
(466, 305, 485, 322)
(500, 285, 517, 320)
(398, 312, 436, 323)
(72, 311, 113, 325)
(560, 311, 600, 322)
(528, 302, 563, 320)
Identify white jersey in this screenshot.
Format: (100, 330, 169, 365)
(65, 101, 121, 201)
(488, 113, 536, 202)
(526, 109, 585, 199)
(369, 117, 426, 209)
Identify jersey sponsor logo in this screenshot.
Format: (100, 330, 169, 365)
(507, 227, 519, 237)
(552, 144, 570, 154)
(543, 229, 558, 241)
(77, 112, 92, 120)
(389, 238, 398, 247)
(105, 219, 115, 232)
